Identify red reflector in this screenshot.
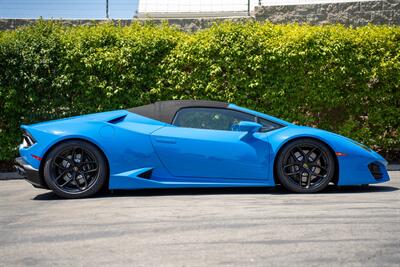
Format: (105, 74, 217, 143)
(335, 152, 347, 156)
(31, 154, 42, 161)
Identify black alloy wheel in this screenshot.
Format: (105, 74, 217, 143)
(276, 139, 335, 193)
(43, 140, 107, 198)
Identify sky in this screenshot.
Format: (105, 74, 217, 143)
(0, 0, 139, 19)
(0, 0, 253, 18)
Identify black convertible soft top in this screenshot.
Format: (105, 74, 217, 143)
(127, 100, 228, 124)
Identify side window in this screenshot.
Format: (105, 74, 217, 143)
(172, 108, 256, 131)
(257, 117, 282, 132)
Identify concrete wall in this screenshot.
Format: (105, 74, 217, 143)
(138, 0, 249, 14)
(255, 0, 400, 25)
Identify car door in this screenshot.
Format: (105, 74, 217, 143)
(150, 107, 270, 180)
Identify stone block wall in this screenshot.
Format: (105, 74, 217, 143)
(254, 0, 400, 25)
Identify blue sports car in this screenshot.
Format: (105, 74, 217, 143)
(15, 100, 389, 198)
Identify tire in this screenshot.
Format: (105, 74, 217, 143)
(276, 138, 335, 193)
(43, 140, 108, 199)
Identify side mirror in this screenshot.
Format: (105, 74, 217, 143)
(238, 121, 262, 134)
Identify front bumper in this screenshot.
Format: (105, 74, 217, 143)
(337, 153, 390, 185)
(15, 157, 47, 189)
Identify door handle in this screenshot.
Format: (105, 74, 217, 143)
(154, 137, 176, 144)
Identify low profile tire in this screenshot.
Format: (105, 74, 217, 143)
(276, 138, 335, 193)
(43, 140, 107, 199)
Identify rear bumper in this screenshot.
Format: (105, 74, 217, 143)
(14, 157, 47, 189)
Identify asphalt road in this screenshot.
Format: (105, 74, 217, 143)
(0, 173, 399, 267)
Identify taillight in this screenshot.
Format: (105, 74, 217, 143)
(22, 130, 36, 148)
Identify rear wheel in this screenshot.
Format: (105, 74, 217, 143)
(276, 139, 335, 193)
(43, 140, 107, 199)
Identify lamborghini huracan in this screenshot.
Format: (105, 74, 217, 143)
(15, 100, 389, 198)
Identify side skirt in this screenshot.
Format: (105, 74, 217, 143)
(109, 168, 275, 190)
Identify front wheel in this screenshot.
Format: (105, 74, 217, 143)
(43, 140, 108, 199)
(276, 139, 335, 193)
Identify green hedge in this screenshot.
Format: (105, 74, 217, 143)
(0, 21, 399, 164)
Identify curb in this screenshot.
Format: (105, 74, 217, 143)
(1, 165, 399, 180)
(388, 164, 400, 171)
(0, 172, 23, 180)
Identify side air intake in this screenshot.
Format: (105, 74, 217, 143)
(137, 169, 153, 179)
(108, 115, 127, 124)
(368, 162, 383, 180)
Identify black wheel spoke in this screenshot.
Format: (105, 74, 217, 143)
(311, 164, 327, 172)
(72, 147, 77, 160)
(305, 174, 311, 188)
(285, 172, 300, 176)
(311, 152, 323, 163)
(285, 171, 300, 176)
(82, 168, 98, 174)
(60, 173, 74, 188)
(81, 149, 86, 162)
(56, 156, 72, 164)
(290, 151, 300, 162)
(305, 147, 317, 161)
(54, 162, 66, 170)
(55, 170, 68, 182)
(295, 147, 306, 159)
(73, 147, 82, 164)
(310, 171, 326, 178)
(81, 173, 88, 189)
(73, 175, 81, 189)
(81, 161, 97, 165)
(283, 162, 301, 169)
